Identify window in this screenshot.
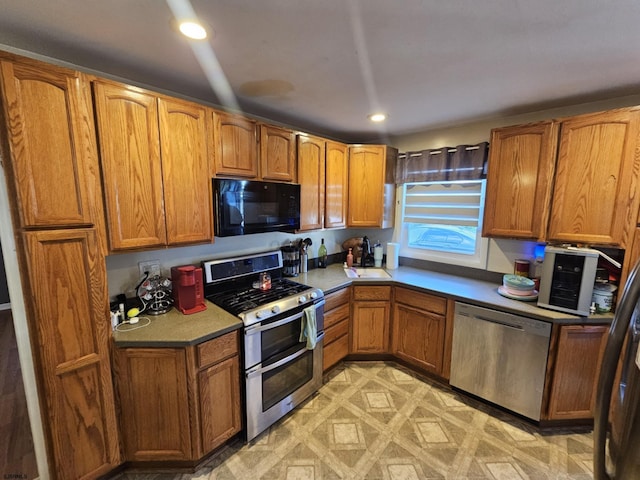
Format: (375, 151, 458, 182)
(398, 179, 489, 268)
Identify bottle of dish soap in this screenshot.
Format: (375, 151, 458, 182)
(346, 248, 354, 268)
(318, 238, 327, 268)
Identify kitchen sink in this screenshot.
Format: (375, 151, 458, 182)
(344, 267, 391, 279)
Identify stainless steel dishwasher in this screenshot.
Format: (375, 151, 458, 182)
(450, 302, 552, 421)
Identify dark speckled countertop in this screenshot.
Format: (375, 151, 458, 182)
(112, 263, 612, 348)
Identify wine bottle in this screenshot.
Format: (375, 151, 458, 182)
(318, 238, 327, 268)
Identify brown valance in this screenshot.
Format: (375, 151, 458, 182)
(396, 142, 488, 183)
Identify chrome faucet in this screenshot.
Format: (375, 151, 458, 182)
(361, 236, 372, 267)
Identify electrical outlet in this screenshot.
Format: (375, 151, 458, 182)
(138, 260, 161, 277)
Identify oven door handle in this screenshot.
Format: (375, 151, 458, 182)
(246, 332, 325, 379)
(245, 299, 325, 335)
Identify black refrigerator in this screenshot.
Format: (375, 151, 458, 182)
(594, 259, 640, 479)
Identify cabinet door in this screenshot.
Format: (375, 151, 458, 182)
(259, 124, 296, 181)
(212, 110, 258, 178)
(297, 134, 325, 230)
(198, 355, 242, 453)
(352, 285, 390, 354)
(325, 141, 349, 228)
(93, 81, 166, 250)
(348, 145, 387, 227)
(352, 301, 390, 353)
(24, 229, 121, 478)
(0, 58, 94, 227)
(545, 324, 608, 420)
(347, 145, 398, 228)
(548, 109, 640, 247)
(158, 97, 212, 245)
(483, 121, 558, 240)
(392, 303, 445, 375)
(116, 348, 192, 461)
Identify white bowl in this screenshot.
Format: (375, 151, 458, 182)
(503, 274, 535, 291)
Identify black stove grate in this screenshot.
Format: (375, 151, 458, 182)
(206, 278, 310, 316)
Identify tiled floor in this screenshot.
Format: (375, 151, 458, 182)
(119, 361, 594, 480)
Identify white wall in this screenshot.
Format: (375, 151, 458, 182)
(391, 94, 640, 152)
(106, 228, 394, 299)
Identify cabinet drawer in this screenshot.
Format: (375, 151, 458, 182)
(325, 318, 349, 345)
(354, 286, 391, 301)
(394, 288, 447, 315)
(324, 287, 350, 311)
(197, 330, 239, 369)
(323, 334, 349, 371)
(324, 303, 350, 329)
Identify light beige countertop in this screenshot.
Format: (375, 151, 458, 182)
(112, 263, 612, 348)
(112, 300, 242, 348)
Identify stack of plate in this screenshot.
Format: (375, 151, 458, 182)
(498, 274, 538, 301)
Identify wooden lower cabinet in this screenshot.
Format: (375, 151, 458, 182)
(322, 287, 351, 371)
(115, 348, 192, 461)
(391, 288, 449, 377)
(351, 286, 391, 353)
(543, 324, 608, 420)
(114, 331, 241, 464)
(197, 354, 242, 454)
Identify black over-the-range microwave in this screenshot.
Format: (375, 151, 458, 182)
(212, 178, 301, 237)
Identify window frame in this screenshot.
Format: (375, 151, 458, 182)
(396, 179, 489, 269)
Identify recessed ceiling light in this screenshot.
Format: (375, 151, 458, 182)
(368, 113, 387, 122)
(179, 21, 207, 40)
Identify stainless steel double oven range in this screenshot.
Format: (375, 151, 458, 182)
(202, 250, 325, 441)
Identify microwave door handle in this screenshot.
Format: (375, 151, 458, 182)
(246, 332, 325, 379)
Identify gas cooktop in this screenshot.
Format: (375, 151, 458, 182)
(206, 278, 311, 317)
(202, 250, 324, 326)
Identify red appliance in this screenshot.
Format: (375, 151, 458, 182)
(171, 265, 206, 314)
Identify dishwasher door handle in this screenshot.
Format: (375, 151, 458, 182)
(476, 315, 524, 331)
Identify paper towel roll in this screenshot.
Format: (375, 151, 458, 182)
(386, 242, 399, 269)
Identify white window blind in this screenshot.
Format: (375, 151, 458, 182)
(403, 181, 484, 227)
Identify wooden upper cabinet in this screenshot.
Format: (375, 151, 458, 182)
(158, 98, 212, 245)
(483, 121, 559, 240)
(93, 81, 166, 250)
(348, 145, 397, 228)
(212, 110, 258, 178)
(297, 134, 325, 230)
(0, 57, 95, 228)
(24, 228, 121, 478)
(325, 140, 349, 229)
(548, 108, 640, 247)
(259, 124, 296, 182)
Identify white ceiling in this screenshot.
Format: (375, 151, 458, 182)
(1, 0, 640, 142)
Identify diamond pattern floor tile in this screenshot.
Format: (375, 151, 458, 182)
(116, 361, 594, 480)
